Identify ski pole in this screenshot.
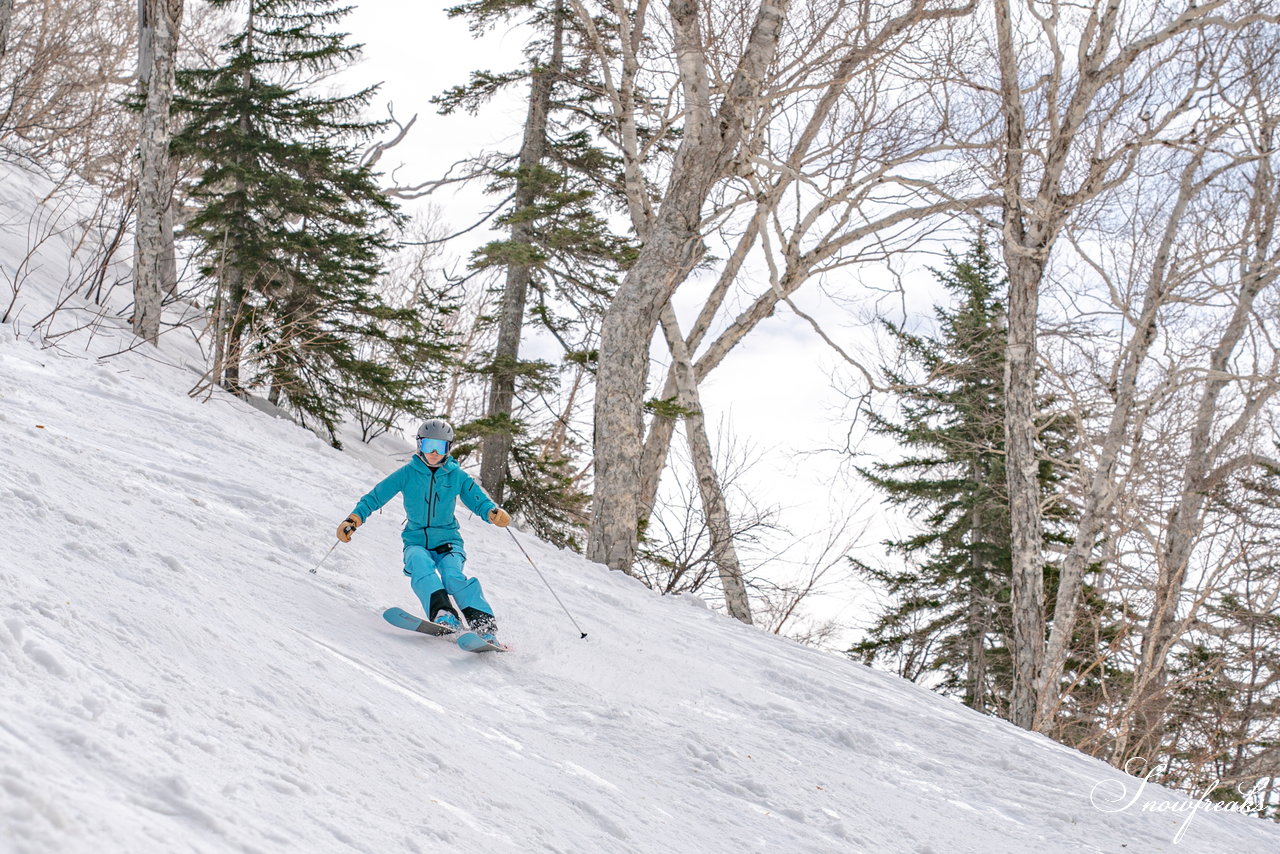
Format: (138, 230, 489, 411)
(506, 527, 587, 639)
(309, 540, 339, 574)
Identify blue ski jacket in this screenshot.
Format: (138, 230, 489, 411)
(350, 455, 498, 554)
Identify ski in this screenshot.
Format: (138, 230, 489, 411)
(383, 608, 507, 652)
(382, 607, 457, 637)
(456, 632, 509, 654)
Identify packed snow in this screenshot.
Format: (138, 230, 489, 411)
(3, 163, 1279, 854)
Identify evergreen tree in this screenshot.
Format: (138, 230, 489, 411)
(1155, 474, 1280, 816)
(173, 0, 425, 442)
(850, 240, 1076, 714)
(436, 0, 634, 544)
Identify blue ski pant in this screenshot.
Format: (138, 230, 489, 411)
(403, 545, 492, 616)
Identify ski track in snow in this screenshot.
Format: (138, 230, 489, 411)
(3, 163, 1280, 853)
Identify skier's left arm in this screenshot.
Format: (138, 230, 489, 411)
(457, 471, 500, 523)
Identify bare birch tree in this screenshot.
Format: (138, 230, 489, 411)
(1122, 103, 1280, 761)
(586, 0, 792, 573)
(0, 0, 13, 61)
(584, 0, 975, 578)
(982, 17, 1280, 765)
(658, 304, 753, 622)
(1030, 132, 1280, 751)
(978, 0, 1278, 729)
(0, 0, 136, 176)
(134, 0, 184, 344)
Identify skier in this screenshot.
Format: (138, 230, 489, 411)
(336, 418, 511, 642)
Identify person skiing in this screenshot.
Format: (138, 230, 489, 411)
(336, 418, 511, 642)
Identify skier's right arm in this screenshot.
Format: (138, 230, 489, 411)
(339, 467, 409, 541)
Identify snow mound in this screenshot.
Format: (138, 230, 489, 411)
(3, 162, 1279, 854)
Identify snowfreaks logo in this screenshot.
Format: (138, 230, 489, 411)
(1089, 757, 1264, 844)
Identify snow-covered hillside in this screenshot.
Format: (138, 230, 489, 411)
(3, 165, 1280, 854)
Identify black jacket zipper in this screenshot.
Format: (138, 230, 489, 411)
(425, 466, 438, 530)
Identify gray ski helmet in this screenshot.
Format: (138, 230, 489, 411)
(416, 418, 455, 443)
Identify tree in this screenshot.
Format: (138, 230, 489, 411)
(852, 239, 1074, 712)
(0, 0, 12, 60)
(0, 0, 137, 181)
(579, 0, 983, 622)
(437, 0, 632, 515)
(978, 0, 1278, 729)
(658, 305, 753, 622)
(585, 0, 791, 574)
(174, 0, 418, 440)
(584, 0, 977, 577)
(134, 0, 185, 344)
(978, 18, 1280, 747)
(1121, 93, 1280, 759)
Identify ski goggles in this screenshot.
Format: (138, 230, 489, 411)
(418, 437, 450, 456)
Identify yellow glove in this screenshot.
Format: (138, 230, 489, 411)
(488, 507, 511, 527)
(337, 513, 362, 542)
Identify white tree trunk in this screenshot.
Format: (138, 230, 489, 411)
(586, 0, 790, 573)
(1002, 252, 1047, 730)
(133, 0, 184, 344)
(991, 0, 1047, 730)
(660, 305, 753, 623)
(637, 223, 760, 524)
(985, 0, 1224, 729)
(1124, 202, 1279, 759)
(0, 0, 14, 59)
(1032, 152, 1209, 731)
(161, 159, 178, 294)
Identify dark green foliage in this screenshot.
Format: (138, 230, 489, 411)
(644, 396, 699, 420)
(503, 439, 590, 550)
(470, 156, 632, 356)
(472, 353, 558, 390)
(453, 410, 589, 550)
(850, 239, 1076, 713)
(562, 349, 597, 368)
(440, 0, 639, 538)
(445, 0, 543, 34)
(173, 0, 428, 440)
(435, 70, 529, 116)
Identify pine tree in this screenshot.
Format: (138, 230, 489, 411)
(436, 0, 634, 543)
(1155, 474, 1280, 816)
(850, 240, 1075, 714)
(174, 0, 424, 441)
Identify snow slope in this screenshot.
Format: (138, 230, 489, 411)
(3, 166, 1280, 854)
